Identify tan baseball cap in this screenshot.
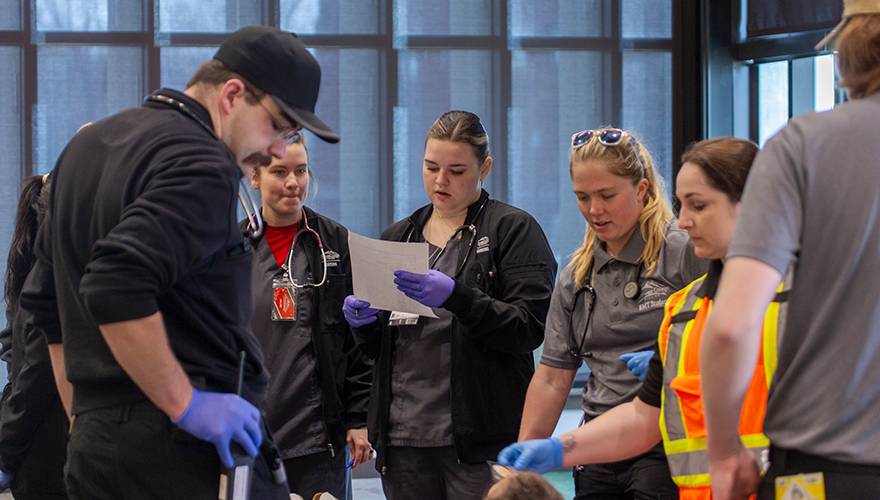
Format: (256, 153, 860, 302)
(815, 0, 880, 50)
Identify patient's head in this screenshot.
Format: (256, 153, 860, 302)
(484, 471, 565, 500)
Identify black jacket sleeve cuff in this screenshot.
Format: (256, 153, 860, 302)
(441, 280, 475, 317)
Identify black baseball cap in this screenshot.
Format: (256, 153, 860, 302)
(214, 26, 339, 143)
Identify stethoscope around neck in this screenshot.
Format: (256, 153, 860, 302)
(409, 197, 489, 278)
(567, 256, 644, 357)
(281, 216, 328, 288)
(144, 93, 264, 240)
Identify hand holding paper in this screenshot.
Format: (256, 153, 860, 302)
(393, 270, 454, 308)
(348, 232, 438, 318)
(343, 295, 379, 328)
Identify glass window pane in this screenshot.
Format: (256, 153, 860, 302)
(759, 61, 789, 147)
(0, 1, 20, 30)
(622, 51, 673, 189)
(0, 47, 22, 362)
(815, 54, 835, 112)
(396, 50, 493, 220)
(510, 0, 602, 37)
(160, 47, 218, 90)
(510, 50, 603, 265)
(280, 0, 379, 35)
(35, 46, 144, 174)
(36, 0, 142, 31)
(303, 48, 382, 237)
(396, 0, 490, 35)
(159, 0, 261, 33)
(621, 0, 671, 39)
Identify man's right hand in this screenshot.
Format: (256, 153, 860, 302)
(171, 388, 262, 468)
(343, 295, 379, 328)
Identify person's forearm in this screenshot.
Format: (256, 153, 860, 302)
(519, 364, 575, 441)
(99, 312, 193, 419)
(559, 397, 661, 466)
(47, 344, 72, 420)
(701, 257, 781, 460)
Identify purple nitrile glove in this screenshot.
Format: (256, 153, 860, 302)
(497, 437, 564, 474)
(393, 269, 454, 308)
(172, 388, 262, 468)
(343, 295, 380, 328)
(620, 350, 654, 382)
(0, 466, 13, 491)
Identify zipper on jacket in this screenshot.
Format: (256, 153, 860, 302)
(381, 466, 386, 475)
(328, 443, 335, 457)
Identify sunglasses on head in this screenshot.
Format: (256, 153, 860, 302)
(570, 128, 647, 177)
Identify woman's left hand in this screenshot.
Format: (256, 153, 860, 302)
(393, 270, 454, 308)
(346, 428, 373, 469)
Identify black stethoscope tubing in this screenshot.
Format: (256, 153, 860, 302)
(568, 256, 644, 357)
(408, 197, 489, 279)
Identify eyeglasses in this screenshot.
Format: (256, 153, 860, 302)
(257, 100, 300, 144)
(571, 128, 647, 177)
(567, 282, 596, 358)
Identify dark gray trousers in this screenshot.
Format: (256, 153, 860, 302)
(381, 445, 493, 500)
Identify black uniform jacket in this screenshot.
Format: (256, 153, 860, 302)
(0, 303, 68, 498)
(352, 190, 557, 472)
(242, 206, 371, 456)
(20, 89, 268, 414)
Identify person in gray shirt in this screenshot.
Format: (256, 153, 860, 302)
(700, 3, 880, 499)
(520, 127, 706, 499)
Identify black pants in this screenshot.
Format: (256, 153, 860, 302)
(65, 400, 289, 500)
(381, 445, 493, 500)
(284, 447, 351, 500)
(9, 396, 69, 500)
(757, 445, 880, 499)
(574, 444, 679, 500)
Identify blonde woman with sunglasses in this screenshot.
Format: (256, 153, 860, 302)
(518, 127, 706, 499)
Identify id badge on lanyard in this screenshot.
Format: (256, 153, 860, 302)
(272, 276, 297, 321)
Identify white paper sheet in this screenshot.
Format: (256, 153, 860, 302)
(348, 232, 439, 318)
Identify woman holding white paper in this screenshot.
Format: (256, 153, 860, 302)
(244, 134, 372, 500)
(344, 110, 557, 500)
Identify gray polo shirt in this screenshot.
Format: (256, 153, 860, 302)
(727, 91, 880, 464)
(541, 221, 706, 417)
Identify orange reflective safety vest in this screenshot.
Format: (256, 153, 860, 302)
(657, 261, 789, 500)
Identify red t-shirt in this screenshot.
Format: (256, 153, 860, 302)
(263, 222, 299, 267)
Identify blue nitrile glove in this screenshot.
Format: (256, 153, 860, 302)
(0, 466, 13, 491)
(393, 269, 454, 308)
(343, 295, 380, 328)
(620, 350, 654, 382)
(172, 388, 262, 468)
(497, 437, 564, 474)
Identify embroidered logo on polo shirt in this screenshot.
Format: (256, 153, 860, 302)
(324, 250, 340, 267)
(476, 236, 490, 254)
(638, 280, 671, 311)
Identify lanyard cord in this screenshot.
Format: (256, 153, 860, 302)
(283, 217, 328, 288)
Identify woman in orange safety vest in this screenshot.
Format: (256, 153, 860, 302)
(499, 137, 789, 500)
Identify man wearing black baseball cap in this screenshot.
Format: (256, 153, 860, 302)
(21, 26, 336, 500)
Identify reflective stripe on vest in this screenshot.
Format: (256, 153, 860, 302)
(658, 272, 789, 488)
